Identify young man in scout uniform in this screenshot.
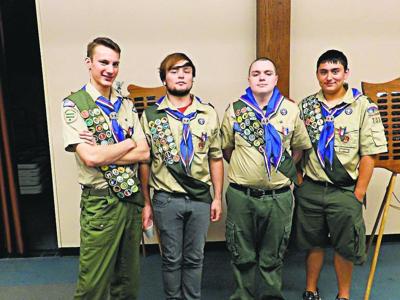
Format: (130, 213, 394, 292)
(220, 57, 312, 300)
(295, 50, 387, 300)
(61, 37, 149, 299)
(140, 53, 224, 300)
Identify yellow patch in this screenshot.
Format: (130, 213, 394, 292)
(64, 109, 78, 123)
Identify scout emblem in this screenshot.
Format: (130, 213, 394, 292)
(280, 108, 288, 116)
(198, 118, 205, 125)
(345, 107, 353, 115)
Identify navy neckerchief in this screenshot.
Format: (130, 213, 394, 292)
(240, 87, 285, 178)
(317, 88, 361, 169)
(82, 85, 126, 142)
(156, 96, 199, 173)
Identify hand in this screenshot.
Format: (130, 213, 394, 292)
(354, 188, 365, 203)
(210, 199, 222, 222)
(79, 130, 96, 145)
(142, 203, 153, 229)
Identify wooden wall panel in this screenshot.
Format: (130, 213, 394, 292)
(257, 0, 290, 97)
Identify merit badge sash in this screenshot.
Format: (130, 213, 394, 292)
(144, 97, 212, 203)
(67, 89, 142, 204)
(232, 88, 298, 185)
(301, 88, 362, 187)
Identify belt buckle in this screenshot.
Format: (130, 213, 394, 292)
(250, 188, 265, 198)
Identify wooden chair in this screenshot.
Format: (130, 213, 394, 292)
(127, 84, 166, 117)
(127, 84, 165, 256)
(361, 77, 400, 300)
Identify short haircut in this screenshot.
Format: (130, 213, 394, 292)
(317, 49, 348, 71)
(86, 37, 121, 58)
(248, 57, 278, 75)
(159, 53, 196, 82)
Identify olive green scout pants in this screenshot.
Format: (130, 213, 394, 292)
(75, 189, 142, 300)
(225, 184, 293, 300)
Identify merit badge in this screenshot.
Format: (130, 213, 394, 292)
(198, 118, 205, 125)
(64, 109, 78, 124)
(345, 107, 353, 115)
(63, 99, 76, 108)
(280, 108, 288, 116)
(80, 110, 89, 119)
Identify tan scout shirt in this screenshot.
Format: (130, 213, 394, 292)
(300, 88, 388, 183)
(141, 95, 222, 193)
(61, 83, 145, 189)
(221, 98, 312, 189)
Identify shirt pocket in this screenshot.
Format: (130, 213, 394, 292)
(334, 125, 359, 152)
(192, 127, 212, 154)
(234, 132, 253, 149)
(371, 128, 387, 147)
(278, 125, 294, 149)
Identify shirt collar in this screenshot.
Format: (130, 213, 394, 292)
(85, 82, 119, 104)
(316, 85, 356, 107)
(157, 94, 207, 113)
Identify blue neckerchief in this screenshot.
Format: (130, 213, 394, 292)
(240, 87, 284, 178)
(317, 88, 361, 169)
(156, 96, 199, 173)
(82, 85, 126, 142)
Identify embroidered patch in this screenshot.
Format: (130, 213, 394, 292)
(367, 106, 379, 115)
(198, 118, 205, 125)
(64, 109, 78, 123)
(345, 107, 353, 115)
(280, 108, 288, 116)
(63, 99, 76, 107)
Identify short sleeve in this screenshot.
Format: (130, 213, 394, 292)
(290, 107, 312, 151)
(131, 109, 145, 142)
(359, 102, 388, 156)
(208, 111, 223, 159)
(61, 99, 87, 152)
(221, 104, 235, 150)
(140, 112, 152, 147)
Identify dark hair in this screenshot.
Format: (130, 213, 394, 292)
(86, 37, 121, 58)
(317, 49, 348, 71)
(159, 53, 196, 82)
(248, 57, 278, 75)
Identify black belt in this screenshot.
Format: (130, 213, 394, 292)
(230, 183, 290, 198)
(81, 187, 113, 197)
(304, 176, 336, 188)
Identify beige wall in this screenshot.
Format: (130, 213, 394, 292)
(36, 0, 256, 247)
(37, 0, 400, 247)
(291, 0, 400, 233)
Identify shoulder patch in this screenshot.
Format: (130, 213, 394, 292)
(63, 99, 76, 107)
(64, 108, 78, 124)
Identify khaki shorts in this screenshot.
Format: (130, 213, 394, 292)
(293, 177, 366, 264)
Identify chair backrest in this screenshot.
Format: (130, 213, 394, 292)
(362, 77, 400, 173)
(127, 84, 166, 117)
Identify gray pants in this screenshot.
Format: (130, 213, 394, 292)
(152, 191, 211, 300)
